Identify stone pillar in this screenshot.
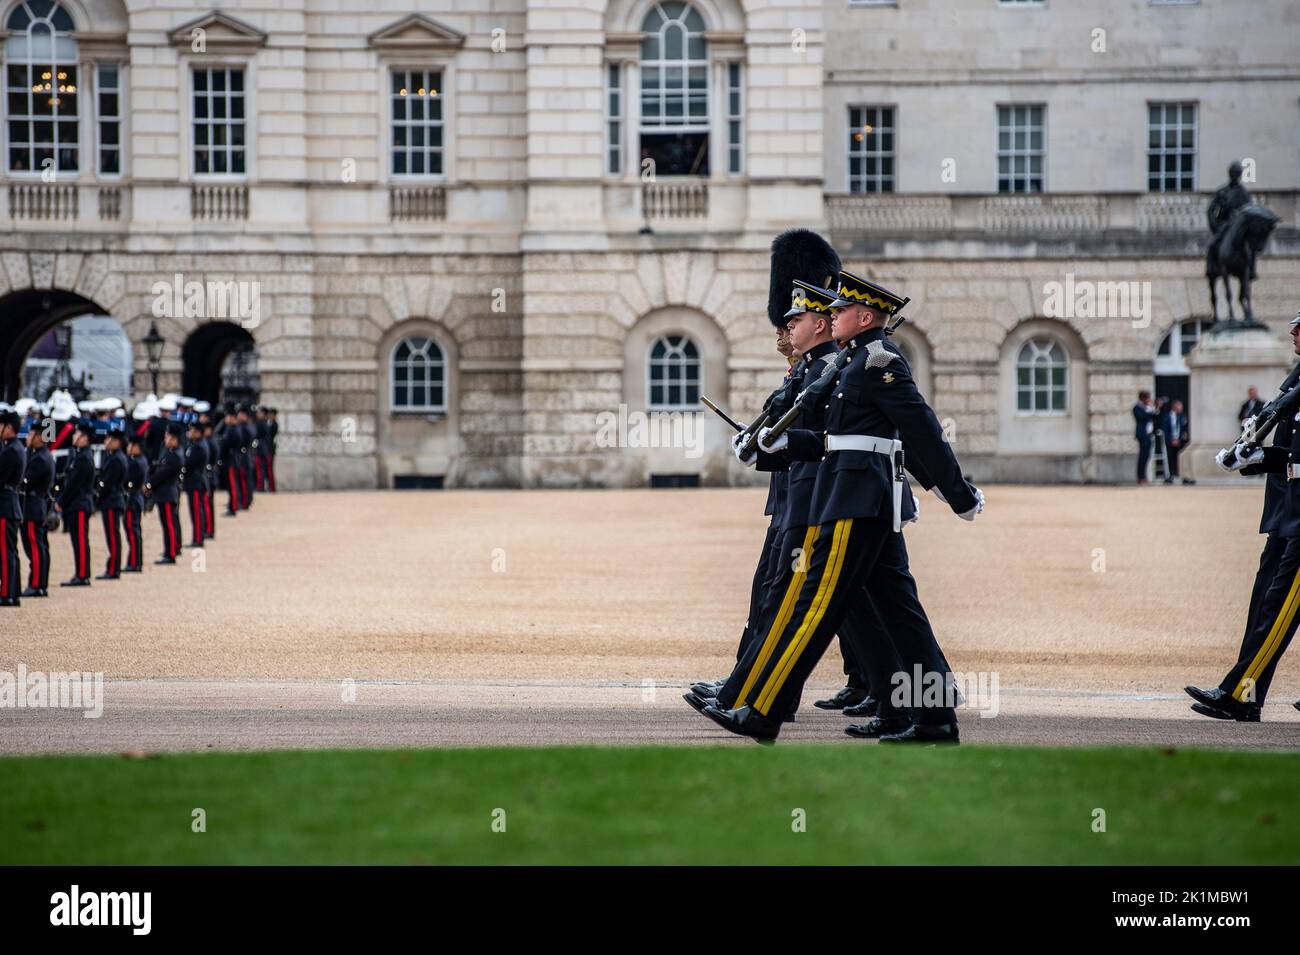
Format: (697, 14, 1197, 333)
(1184, 324, 1293, 480)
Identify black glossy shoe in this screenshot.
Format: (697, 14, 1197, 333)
(122, 567, 142, 573)
(20, 587, 47, 598)
(813, 685, 869, 710)
(1294, 700, 1300, 713)
(690, 680, 722, 699)
(845, 716, 911, 739)
(842, 695, 880, 719)
(59, 577, 90, 587)
(0, 597, 15, 607)
(682, 691, 711, 714)
(153, 557, 176, 565)
(187, 541, 204, 549)
(879, 722, 960, 745)
(224, 510, 237, 517)
(95, 573, 120, 581)
(701, 704, 780, 744)
(1185, 685, 1262, 722)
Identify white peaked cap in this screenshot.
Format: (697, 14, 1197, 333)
(193, 400, 211, 413)
(14, 398, 38, 415)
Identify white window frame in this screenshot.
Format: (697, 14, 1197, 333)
(390, 335, 449, 414)
(3, 0, 82, 179)
(847, 104, 896, 193)
(1147, 101, 1197, 193)
(187, 62, 251, 181)
(638, 1, 711, 178)
(996, 103, 1045, 194)
(1154, 319, 1206, 376)
(94, 61, 124, 179)
(1015, 337, 1068, 416)
(605, 61, 623, 177)
(388, 65, 446, 181)
(647, 333, 702, 411)
(724, 61, 743, 176)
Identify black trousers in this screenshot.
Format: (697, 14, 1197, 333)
(204, 488, 216, 538)
(1166, 441, 1182, 478)
(0, 516, 18, 599)
(741, 517, 958, 727)
(226, 465, 241, 513)
(736, 521, 781, 663)
(1136, 435, 1152, 482)
(123, 508, 143, 570)
(100, 507, 122, 576)
(158, 500, 182, 559)
(67, 508, 92, 580)
(21, 518, 50, 591)
(188, 489, 206, 542)
(1218, 533, 1300, 707)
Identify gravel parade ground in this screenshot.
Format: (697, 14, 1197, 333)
(3, 485, 1298, 753)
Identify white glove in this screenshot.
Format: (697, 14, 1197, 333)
(958, 486, 985, 522)
(732, 431, 756, 468)
(906, 494, 920, 525)
(758, 427, 788, 453)
(1217, 445, 1264, 472)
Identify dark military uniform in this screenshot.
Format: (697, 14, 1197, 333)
(204, 432, 220, 537)
(255, 415, 272, 492)
(0, 430, 25, 603)
(20, 443, 54, 594)
(184, 436, 209, 545)
(239, 416, 256, 509)
(58, 441, 96, 584)
(147, 440, 183, 562)
(95, 443, 128, 578)
(220, 420, 243, 515)
(124, 449, 147, 571)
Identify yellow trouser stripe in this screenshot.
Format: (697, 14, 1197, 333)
(1234, 561, 1300, 701)
(735, 525, 819, 708)
(754, 518, 853, 716)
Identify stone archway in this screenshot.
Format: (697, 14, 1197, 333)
(181, 321, 260, 406)
(0, 287, 117, 402)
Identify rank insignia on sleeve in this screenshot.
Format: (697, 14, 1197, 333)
(882, 372, 895, 384)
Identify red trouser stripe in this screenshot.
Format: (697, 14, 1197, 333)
(228, 468, 239, 511)
(27, 520, 40, 588)
(77, 511, 88, 579)
(125, 511, 137, 568)
(163, 502, 175, 557)
(268, 457, 276, 492)
(104, 508, 119, 574)
(205, 491, 214, 536)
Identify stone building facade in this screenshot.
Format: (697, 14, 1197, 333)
(1, 0, 1297, 487)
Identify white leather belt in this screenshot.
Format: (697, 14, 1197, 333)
(824, 433, 906, 532)
(824, 434, 895, 454)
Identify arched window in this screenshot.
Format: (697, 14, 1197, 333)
(647, 334, 700, 409)
(639, 2, 709, 176)
(5, 0, 79, 174)
(391, 336, 447, 412)
(1016, 337, 1068, 414)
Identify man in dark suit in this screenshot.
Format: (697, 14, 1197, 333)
(20, 421, 54, 597)
(0, 410, 26, 607)
(1133, 391, 1158, 485)
(56, 422, 96, 587)
(701, 271, 984, 744)
(1238, 387, 1265, 424)
(1161, 399, 1194, 485)
(94, 429, 128, 579)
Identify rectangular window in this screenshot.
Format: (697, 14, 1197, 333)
(390, 68, 444, 178)
(192, 66, 246, 176)
(996, 104, 1044, 193)
(96, 64, 121, 176)
(606, 63, 622, 176)
(847, 105, 895, 193)
(5, 61, 79, 174)
(726, 62, 743, 175)
(1147, 102, 1196, 192)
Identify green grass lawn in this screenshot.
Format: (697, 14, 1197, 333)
(1, 745, 1297, 865)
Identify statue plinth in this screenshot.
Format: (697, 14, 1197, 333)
(1185, 323, 1293, 480)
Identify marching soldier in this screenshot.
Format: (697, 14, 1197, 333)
(237, 405, 256, 510)
(184, 420, 209, 547)
(123, 434, 148, 573)
(95, 428, 128, 580)
(701, 271, 984, 743)
(20, 421, 54, 597)
(265, 407, 279, 492)
(146, 422, 184, 564)
(56, 422, 96, 587)
(0, 410, 25, 607)
(1188, 312, 1300, 720)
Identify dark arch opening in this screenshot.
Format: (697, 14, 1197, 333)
(0, 288, 115, 402)
(182, 321, 260, 406)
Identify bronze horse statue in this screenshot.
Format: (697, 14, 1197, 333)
(1207, 204, 1279, 325)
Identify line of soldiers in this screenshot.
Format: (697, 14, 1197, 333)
(0, 394, 278, 607)
(683, 229, 984, 744)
